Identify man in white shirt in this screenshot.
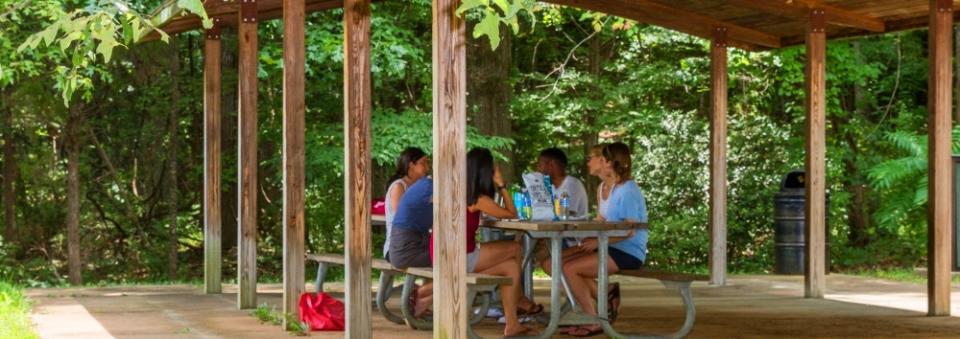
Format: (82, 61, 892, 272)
(536, 148, 588, 219)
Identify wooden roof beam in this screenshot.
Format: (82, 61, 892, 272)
(544, 0, 781, 50)
(728, 0, 885, 32)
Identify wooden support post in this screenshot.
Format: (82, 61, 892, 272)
(282, 0, 306, 323)
(928, 0, 953, 316)
(709, 26, 728, 286)
(203, 19, 223, 295)
(344, 0, 373, 336)
(237, 0, 258, 310)
(804, 8, 827, 299)
(433, 0, 468, 337)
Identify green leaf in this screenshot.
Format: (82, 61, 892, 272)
(474, 10, 501, 50)
(492, 0, 510, 13)
(39, 22, 60, 46)
(178, 0, 212, 29)
(59, 31, 82, 52)
(456, 0, 488, 16)
(97, 40, 118, 62)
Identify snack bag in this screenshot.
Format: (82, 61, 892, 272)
(521, 172, 557, 221)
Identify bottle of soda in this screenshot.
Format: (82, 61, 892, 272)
(559, 192, 570, 220)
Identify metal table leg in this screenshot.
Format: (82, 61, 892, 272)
(522, 233, 535, 301)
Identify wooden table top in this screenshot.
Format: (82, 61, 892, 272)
(481, 219, 648, 232)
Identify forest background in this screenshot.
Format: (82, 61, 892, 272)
(0, 0, 954, 287)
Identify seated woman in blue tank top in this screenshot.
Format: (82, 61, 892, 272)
(388, 176, 435, 319)
(383, 147, 429, 262)
(389, 176, 434, 269)
(560, 142, 648, 337)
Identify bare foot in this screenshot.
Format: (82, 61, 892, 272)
(413, 297, 431, 318)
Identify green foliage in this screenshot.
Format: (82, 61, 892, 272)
(0, 280, 37, 339)
(16, 0, 207, 104)
(250, 303, 309, 335)
(862, 128, 960, 262)
(284, 313, 310, 335)
(251, 303, 282, 325)
(372, 108, 515, 166)
(457, 0, 538, 49)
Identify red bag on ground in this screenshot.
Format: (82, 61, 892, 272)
(299, 292, 345, 331)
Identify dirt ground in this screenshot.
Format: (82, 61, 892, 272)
(27, 274, 960, 338)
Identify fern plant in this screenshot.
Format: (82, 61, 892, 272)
(867, 128, 960, 237)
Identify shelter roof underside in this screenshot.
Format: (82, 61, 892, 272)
(148, 0, 960, 50)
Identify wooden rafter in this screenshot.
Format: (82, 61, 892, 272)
(544, 0, 782, 50)
(728, 0, 885, 32)
(140, 0, 344, 41)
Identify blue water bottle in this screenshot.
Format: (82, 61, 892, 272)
(513, 190, 526, 220)
(522, 190, 532, 220)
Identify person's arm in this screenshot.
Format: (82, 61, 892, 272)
(577, 188, 642, 251)
(472, 165, 517, 219)
(575, 228, 634, 252)
(387, 183, 405, 216)
(594, 183, 605, 221)
(473, 194, 517, 219)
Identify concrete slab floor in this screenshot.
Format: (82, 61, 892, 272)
(26, 274, 960, 338)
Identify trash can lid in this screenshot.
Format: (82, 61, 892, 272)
(782, 170, 805, 190)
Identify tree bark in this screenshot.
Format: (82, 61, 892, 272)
(582, 34, 603, 204)
(466, 22, 514, 182)
(167, 38, 180, 280)
(67, 103, 82, 286)
(844, 42, 871, 247)
(2, 90, 15, 244)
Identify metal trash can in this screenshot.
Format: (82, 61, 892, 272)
(773, 170, 830, 275)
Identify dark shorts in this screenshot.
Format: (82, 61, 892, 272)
(608, 246, 644, 270)
(388, 226, 432, 269)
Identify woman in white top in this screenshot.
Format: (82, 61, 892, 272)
(384, 147, 430, 260)
(588, 143, 617, 220)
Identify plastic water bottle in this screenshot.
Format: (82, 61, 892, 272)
(513, 191, 525, 220)
(543, 175, 554, 200)
(522, 189, 532, 220)
(559, 192, 570, 221)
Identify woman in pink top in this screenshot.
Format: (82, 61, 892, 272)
(429, 148, 541, 337)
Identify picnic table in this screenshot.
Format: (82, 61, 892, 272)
(372, 214, 386, 228)
(482, 219, 648, 338)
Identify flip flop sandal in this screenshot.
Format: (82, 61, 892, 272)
(517, 303, 544, 316)
(607, 282, 621, 323)
(570, 325, 604, 337)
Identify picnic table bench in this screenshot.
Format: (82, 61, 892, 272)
(308, 253, 511, 339)
(614, 269, 708, 338)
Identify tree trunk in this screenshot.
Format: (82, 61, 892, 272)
(167, 39, 180, 280)
(2, 91, 15, 244)
(582, 34, 604, 204)
(467, 23, 514, 182)
(845, 42, 870, 247)
(67, 103, 82, 286)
